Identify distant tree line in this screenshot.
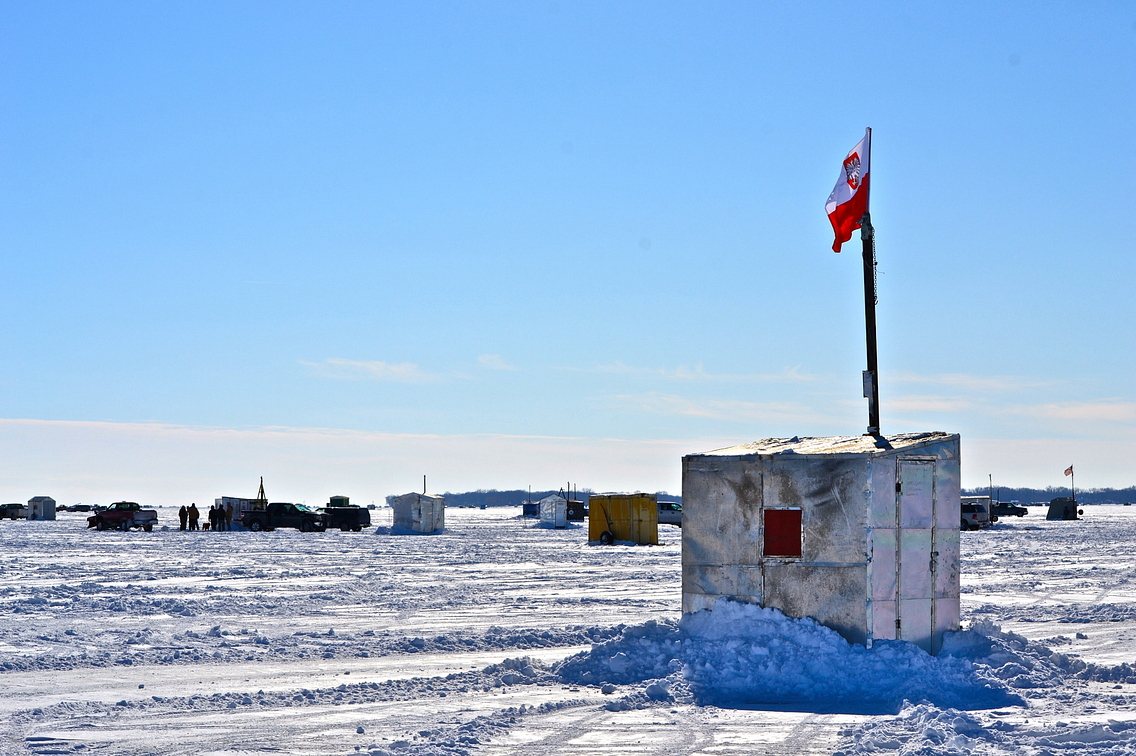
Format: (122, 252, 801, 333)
(385, 488, 682, 507)
(962, 485, 1136, 505)
(388, 487, 1131, 507)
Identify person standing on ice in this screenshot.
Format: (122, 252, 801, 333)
(225, 503, 234, 531)
(188, 503, 200, 530)
(179, 505, 188, 531)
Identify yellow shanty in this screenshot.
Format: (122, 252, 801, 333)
(588, 493, 658, 545)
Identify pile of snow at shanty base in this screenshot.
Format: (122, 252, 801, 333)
(553, 600, 1136, 755)
(1, 506, 1135, 755)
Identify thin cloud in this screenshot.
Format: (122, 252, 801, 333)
(1005, 401, 1136, 423)
(300, 358, 438, 383)
(887, 395, 975, 414)
(0, 417, 731, 503)
(580, 362, 815, 383)
(608, 392, 826, 424)
(478, 354, 517, 371)
(889, 372, 1049, 393)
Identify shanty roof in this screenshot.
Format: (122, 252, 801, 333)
(393, 492, 444, 501)
(692, 432, 957, 458)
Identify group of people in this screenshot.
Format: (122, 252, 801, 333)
(178, 502, 235, 531)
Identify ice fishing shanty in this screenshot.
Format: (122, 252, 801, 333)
(681, 433, 961, 654)
(680, 130, 963, 654)
(538, 494, 567, 528)
(390, 492, 445, 534)
(28, 496, 56, 520)
(589, 493, 658, 545)
(1046, 497, 1081, 521)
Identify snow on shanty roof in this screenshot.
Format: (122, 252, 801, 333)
(692, 431, 957, 458)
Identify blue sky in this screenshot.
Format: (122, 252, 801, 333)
(1, 2, 1133, 503)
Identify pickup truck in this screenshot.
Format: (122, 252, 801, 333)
(241, 502, 326, 532)
(317, 504, 370, 531)
(658, 501, 683, 527)
(992, 501, 1028, 518)
(88, 502, 158, 531)
(1, 503, 28, 520)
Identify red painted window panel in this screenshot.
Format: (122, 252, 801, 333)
(763, 509, 802, 558)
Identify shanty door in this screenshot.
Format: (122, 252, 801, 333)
(897, 459, 936, 653)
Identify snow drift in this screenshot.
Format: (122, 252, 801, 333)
(555, 598, 1024, 713)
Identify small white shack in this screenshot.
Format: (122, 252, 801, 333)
(682, 432, 960, 655)
(538, 494, 568, 528)
(216, 496, 257, 523)
(391, 492, 445, 534)
(28, 496, 56, 521)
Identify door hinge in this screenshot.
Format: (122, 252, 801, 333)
(895, 482, 902, 493)
(895, 619, 902, 629)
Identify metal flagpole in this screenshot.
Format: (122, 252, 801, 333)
(860, 128, 880, 437)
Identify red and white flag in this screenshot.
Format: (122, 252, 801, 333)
(1064, 465, 1074, 477)
(825, 128, 871, 253)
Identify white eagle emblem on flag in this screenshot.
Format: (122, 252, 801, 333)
(843, 152, 862, 190)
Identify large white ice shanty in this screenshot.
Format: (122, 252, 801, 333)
(538, 494, 568, 528)
(681, 432, 961, 655)
(390, 492, 446, 534)
(28, 496, 56, 520)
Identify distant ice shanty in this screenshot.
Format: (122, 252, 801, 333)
(538, 494, 567, 528)
(1046, 497, 1080, 521)
(589, 493, 659, 545)
(682, 432, 961, 655)
(566, 498, 586, 522)
(391, 492, 445, 534)
(28, 496, 56, 520)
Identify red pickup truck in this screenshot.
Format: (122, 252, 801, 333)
(88, 502, 158, 532)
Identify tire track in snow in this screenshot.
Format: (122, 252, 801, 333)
(765, 713, 836, 756)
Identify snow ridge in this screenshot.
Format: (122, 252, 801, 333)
(556, 599, 1023, 713)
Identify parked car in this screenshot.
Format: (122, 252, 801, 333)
(992, 500, 1028, 518)
(960, 503, 991, 530)
(961, 495, 998, 525)
(87, 502, 158, 532)
(318, 504, 370, 531)
(240, 502, 325, 532)
(1, 503, 28, 520)
(658, 501, 683, 527)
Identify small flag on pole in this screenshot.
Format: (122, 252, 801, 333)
(825, 128, 871, 253)
(1064, 465, 1074, 477)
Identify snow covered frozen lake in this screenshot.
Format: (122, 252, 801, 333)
(2, 505, 1135, 755)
